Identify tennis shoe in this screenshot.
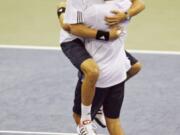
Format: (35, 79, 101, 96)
(94, 107, 106, 128)
(77, 120, 97, 135)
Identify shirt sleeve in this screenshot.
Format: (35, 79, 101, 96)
(116, 0, 132, 12)
(63, 0, 84, 24)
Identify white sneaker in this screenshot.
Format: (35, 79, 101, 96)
(94, 107, 106, 128)
(77, 120, 97, 135)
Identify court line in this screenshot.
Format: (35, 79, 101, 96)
(0, 44, 59, 51)
(0, 130, 77, 135)
(128, 49, 180, 55)
(0, 130, 104, 135)
(0, 44, 180, 55)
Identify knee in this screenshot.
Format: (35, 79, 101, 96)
(86, 67, 100, 80)
(128, 62, 142, 75)
(82, 66, 100, 81)
(80, 59, 100, 81)
(133, 62, 142, 73)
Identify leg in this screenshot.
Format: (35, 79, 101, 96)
(73, 112, 81, 125)
(93, 51, 141, 127)
(125, 50, 142, 80)
(73, 79, 82, 125)
(127, 62, 142, 80)
(61, 39, 99, 122)
(73, 79, 107, 135)
(103, 81, 125, 135)
(80, 58, 100, 106)
(80, 58, 100, 122)
(106, 117, 125, 135)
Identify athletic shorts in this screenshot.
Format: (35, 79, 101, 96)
(73, 79, 125, 119)
(61, 38, 92, 70)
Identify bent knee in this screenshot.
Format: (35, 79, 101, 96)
(80, 59, 100, 80)
(132, 62, 142, 73)
(86, 67, 100, 80)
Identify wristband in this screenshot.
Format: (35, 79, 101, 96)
(57, 7, 66, 18)
(96, 30, 109, 41)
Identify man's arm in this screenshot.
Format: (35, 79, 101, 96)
(63, 23, 121, 41)
(58, 7, 121, 41)
(59, 14, 99, 38)
(128, 0, 145, 17)
(105, 0, 145, 26)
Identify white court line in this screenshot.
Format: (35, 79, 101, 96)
(0, 130, 104, 135)
(0, 44, 60, 51)
(128, 49, 180, 55)
(0, 130, 77, 135)
(0, 44, 180, 55)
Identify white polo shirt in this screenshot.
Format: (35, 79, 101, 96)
(60, 0, 132, 88)
(59, 0, 104, 43)
(83, 0, 132, 88)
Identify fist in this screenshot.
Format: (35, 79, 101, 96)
(109, 26, 121, 40)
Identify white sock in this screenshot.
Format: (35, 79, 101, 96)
(81, 104, 92, 123)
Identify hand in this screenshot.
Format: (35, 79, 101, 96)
(109, 26, 121, 40)
(105, 10, 126, 26)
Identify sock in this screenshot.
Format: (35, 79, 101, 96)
(81, 104, 92, 123)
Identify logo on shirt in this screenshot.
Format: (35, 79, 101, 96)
(59, 8, 63, 12)
(99, 36, 105, 40)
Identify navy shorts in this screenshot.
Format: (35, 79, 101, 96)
(73, 79, 125, 119)
(61, 38, 92, 70)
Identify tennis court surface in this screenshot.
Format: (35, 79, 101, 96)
(0, 46, 180, 135)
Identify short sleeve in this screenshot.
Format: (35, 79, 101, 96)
(63, 0, 84, 24)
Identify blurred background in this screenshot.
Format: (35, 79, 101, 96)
(0, 0, 180, 51)
(0, 1, 180, 135)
